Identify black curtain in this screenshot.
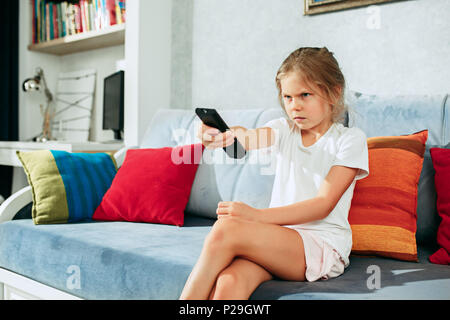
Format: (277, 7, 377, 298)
(0, 0, 19, 199)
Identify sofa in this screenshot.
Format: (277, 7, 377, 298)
(0, 91, 449, 300)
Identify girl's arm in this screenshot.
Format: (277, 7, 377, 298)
(198, 124, 275, 151)
(230, 126, 275, 151)
(258, 165, 359, 225)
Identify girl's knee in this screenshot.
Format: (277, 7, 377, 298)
(214, 216, 241, 231)
(212, 269, 246, 300)
(205, 218, 241, 250)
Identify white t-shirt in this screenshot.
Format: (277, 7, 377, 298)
(262, 117, 369, 266)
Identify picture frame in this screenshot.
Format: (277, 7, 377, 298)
(304, 0, 406, 15)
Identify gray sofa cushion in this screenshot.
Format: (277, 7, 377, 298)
(252, 244, 450, 300)
(347, 92, 449, 145)
(0, 217, 212, 299)
(1, 217, 449, 300)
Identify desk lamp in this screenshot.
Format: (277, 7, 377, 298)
(22, 67, 54, 142)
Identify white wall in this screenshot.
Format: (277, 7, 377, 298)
(59, 45, 125, 142)
(124, 0, 172, 147)
(171, 0, 450, 110)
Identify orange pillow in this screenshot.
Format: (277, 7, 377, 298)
(348, 130, 428, 262)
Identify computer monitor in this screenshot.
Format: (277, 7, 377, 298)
(103, 70, 124, 140)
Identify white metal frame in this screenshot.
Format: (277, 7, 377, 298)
(0, 269, 81, 300)
(0, 147, 130, 300)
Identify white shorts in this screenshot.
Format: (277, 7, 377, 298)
(292, 228, 346, 282)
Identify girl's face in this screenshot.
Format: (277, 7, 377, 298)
(280, 72, 333, 134)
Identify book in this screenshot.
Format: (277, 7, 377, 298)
(68, 3, 77, 36)
(75, 3, 82, 34)
(32, 0, 37, 43)
(101, 0, 107, 27)
(53, 3, 58, 40)
(82, 0, 89, 32)
(106, 0, 116, 26)
(119, 0, 126, 23)
(46, 3, 50, 41)
(89, 2, 96, 31)
(115, 0, 121, 25)
(61, 2, 67, 37)
(41, 0, 46, 42)
(80, 0, 86, 33)
(85, 0, 91, 31)
(31, 0, 126, 45)
(57, 3, 63, 38)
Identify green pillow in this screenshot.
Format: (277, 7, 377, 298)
(16, 150, 117, 225)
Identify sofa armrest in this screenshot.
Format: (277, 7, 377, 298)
(114, 146, 138, 168)
(0, 186, 32, 224)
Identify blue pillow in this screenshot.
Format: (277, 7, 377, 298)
(16, 150, 117, 224)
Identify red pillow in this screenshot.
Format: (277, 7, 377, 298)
(93, 144, 204, 226)
(429, 148, 450, 265)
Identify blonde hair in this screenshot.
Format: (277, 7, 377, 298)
(275, 47, 347, 131)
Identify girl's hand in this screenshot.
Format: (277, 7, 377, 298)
(216, 201, 261, 222)
(197, 123, 235, 150)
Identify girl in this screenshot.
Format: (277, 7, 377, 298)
(180, 47, 369, 300)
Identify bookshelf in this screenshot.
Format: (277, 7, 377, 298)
(29, 0, 126, 56)
(28, 22, 125, 55)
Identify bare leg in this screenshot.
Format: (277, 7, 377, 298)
(210, 258, 273, 300)
(208, 283, 217, 300)
(179, 217, 306, 300)
(180, 222, 236, 300)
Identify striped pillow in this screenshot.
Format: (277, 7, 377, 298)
(17, 150, 117, 224)
(348, 130, 428, 261)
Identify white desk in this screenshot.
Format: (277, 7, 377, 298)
(0, 141, 124, 167)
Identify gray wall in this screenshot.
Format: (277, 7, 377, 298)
(171, 0, 450, 110)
